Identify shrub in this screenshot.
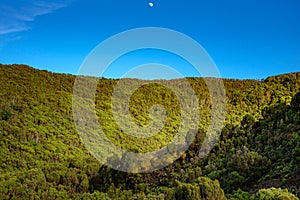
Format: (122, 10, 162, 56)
(175, 177, 226, 200)
(255, 188, 299, 200)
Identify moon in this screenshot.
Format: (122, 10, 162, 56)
(149, 2, 154, 7)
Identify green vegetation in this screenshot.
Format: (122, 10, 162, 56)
(0, 64, 299, 199)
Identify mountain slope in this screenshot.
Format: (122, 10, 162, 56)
(0, 64, 299, 199)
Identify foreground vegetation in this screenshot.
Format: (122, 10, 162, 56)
(0, 64, 299, 199)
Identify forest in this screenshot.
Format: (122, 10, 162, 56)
(0, 64, 299, 199)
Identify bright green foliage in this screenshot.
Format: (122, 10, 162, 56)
(227, 189, 255, 200)
(227, 188, 299, 200)
(175, 177, 226, 200)
(255, 188, 299, 200)
(0, 64, 299, 199)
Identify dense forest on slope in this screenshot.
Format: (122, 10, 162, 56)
(0, 64, 299, 199)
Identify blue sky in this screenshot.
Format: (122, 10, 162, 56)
(0, 0, 299, 79)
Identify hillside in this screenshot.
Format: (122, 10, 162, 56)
(0, 64, 299, 199)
